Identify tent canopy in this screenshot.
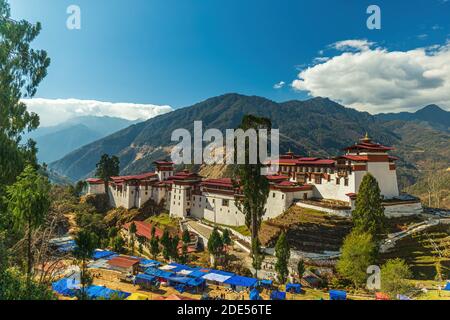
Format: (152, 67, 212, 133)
(135, 273, 157, 283)
(202, 272, 232, 283)
(92, 250, 117, 260)
(286, 283, 302, 293)
(270, 291, 286, 300)
(86, 285, 130, 300)
(139, 259, 161, 268)
(224, 275, 258, 288)
(250, 289, 261, 300)
(329, 290, 347, 300)
(52, 278, 80, 297)
(444, 282, 450, 291)
(145, 267, 175, 279)
(259, 279, 273, 287)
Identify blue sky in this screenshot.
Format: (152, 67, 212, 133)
(9, 0, 450, 123)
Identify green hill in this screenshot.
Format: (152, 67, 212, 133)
(49, 94, 450, 198)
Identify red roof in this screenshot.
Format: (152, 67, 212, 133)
(153, 160, 174, 165)
(111, 172, 157, 183)
(272, 158, 335, 166)
(266, 175, 290, 181)
(107, 256, 140, 269)
(337, 155, 369, 162)
(123, 221, 163, 240)
(344, 140, 394, 152)
(201, 178, 235, 188)
(86, 178, 104, 184)
(167, 171, 201, 181)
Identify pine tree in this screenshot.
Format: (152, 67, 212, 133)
(150, 236, 160, 260)
(74, 230, 98, 300)
(352, 173, 385, 237)
(275, 232, 290, 284)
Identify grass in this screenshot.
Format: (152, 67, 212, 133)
(380, 224, 450, 280)
(202, 219, 251, 237)
(145, 213, 179, 229)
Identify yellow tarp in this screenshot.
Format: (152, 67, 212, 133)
(126, 293, 150, 300)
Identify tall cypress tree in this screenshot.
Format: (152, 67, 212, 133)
(234, 115, 271, 271)
(275, 232, 290, 284)
(352, 173, 385, 238)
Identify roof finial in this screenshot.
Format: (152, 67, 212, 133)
(362, 132, 370, 142)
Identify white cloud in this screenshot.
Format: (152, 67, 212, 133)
(273, 81, 286, 89)
(292, 40, 450, 113)
(331, 39, 375, 52)
(22, 98, 173, 127)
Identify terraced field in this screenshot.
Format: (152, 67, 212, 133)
(259, 206, 353, 253)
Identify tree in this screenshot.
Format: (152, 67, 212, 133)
(74, 181, 87, 197)
(6, 165, 51, 282)
(336, 231, 376, 288)
(160, 230, 171, 261)
(182, 229, 191, 245)
(169, 235, 180, 261)
(297, 259, 305, 279)
(150, 236, 160, 260)
(234, 115, 271, 270)
(95, 154, 120, 202)
(74, 230, 98, 300)
(207, 228, 224, 268)
(352, 173, 385, 238)
(129, 222, 137, 255)
(112, 235, 125, 253)
(252, 237, 263, 279)
(381, 259, 413, 299)
(0, 0, 50, 189)
(275, 232, 290, 284)
(222, 229, 232, 247)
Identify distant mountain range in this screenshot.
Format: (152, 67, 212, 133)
(48, 94, 450, 194)
(376, 104, 450, 132)
(24, 116, 141, 164)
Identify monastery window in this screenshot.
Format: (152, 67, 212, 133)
(282, 195, 285, 200)
(222, 199, 229, 207)
(327, 175, 331, 183)
(336, 178, 340, 185)
(344, 179, 349, 187)
(273, 192, 276, 198)
(308, 175, 312, 182)
(315, 176, 322, 184)
(178, 203, 180, 206)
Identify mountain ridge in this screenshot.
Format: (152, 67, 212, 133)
(48, 94, 450, 194)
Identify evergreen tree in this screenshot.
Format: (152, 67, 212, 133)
(207, 228, 224, 268)
(182, 229, 191, 244)
(74, 230, 98, 300)
(150, 236, 160, 260)
(129, 222, 137, 255)
(95, 154, 120, 202)
(222, 229, 232, 247)
(297, 259, 305, 279)
(275, 232, 290, 284)
(336, 231, 376, 288)
(112, 235, 125, 253)
(234, 115, 271, 270)
(160, 230, 171, 261)
(6, 165, 51, 283)
(381, 259, 413, 299)
(352, 173, 385, 237)
(252, 237, 263, 279)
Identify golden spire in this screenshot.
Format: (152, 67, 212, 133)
(361, 132, 370, 142)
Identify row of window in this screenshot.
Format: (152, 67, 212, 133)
(280, 166, 335, 174)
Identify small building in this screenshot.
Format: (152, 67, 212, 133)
(107, 256, 140, 274)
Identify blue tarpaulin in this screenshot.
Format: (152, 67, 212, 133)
(329, 290, 347, 300)
(286, 283, 302, 294)
(224, 275, 258, 288)
(92, 250, 116, 260)
(250, 289, 261, 300)
(188, 268, 211, 278)
(444, 282, 450, 291)
(145, 267, 175, 279)
(259, 279, 273, 287)
(52, 278, 80, 297)
(135, 273, 157, 284)
(270, 291, 286, 300)
(86, 285, 130, 300)
(168, 276, 205, 287)
(139, 259, 161, 268)
(168, 263, 194, 273)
